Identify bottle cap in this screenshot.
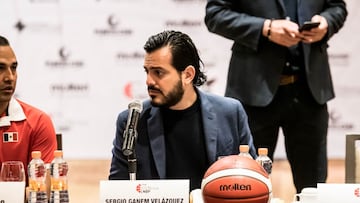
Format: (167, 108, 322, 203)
(54, 150, 63, 158)
(31, 151, 41, 159)
(239, 145, 249, 153)
(258, 148, 268, 156)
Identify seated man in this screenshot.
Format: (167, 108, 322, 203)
(109, 30, 256, 191)
(0, 35, 57, 196)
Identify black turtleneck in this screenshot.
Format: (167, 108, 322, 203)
(161, 96, 209, 190)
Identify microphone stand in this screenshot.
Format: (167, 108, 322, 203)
(122, 100, 142, 181)
(127, 151, 137, 180)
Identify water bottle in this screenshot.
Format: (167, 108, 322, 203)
(256, 148, 272, 175)
(238, 145, 253, 159)
(50, 150, 69, 203)
(28, 151, 48, 203)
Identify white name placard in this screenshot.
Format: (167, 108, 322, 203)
(99, 179, 189, 203)
(0, 181, 25, 203)
(317, 183, 360, 203)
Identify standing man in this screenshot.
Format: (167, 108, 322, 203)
(205, 0, 347, 192)
(0, 35, 57, 180)
(109, 30, 256, 191)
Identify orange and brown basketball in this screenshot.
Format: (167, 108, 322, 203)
(201, 155, 272, 203)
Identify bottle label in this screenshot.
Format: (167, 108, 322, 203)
(50, 190, 69, 203)
(29, 191, 48, 203)
(262, 162, 272, 174)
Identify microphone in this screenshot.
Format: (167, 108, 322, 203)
(122, 100, 143, 156)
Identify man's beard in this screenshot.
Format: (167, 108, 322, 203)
(149, 79, 184, 108)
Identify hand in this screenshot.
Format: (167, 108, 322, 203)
(266, 19, 302, 47)
(299, 15, 328, 43)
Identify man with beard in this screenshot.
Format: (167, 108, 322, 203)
(109, 30, 256, 191)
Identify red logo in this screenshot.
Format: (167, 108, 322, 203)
(354, 188, 360, 197)
(135, 184, 151, 193)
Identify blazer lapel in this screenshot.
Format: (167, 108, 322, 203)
(199, 92, 218, 164)
(147, 107, 166, 178)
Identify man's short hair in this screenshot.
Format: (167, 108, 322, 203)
(0, 35, 10, 46)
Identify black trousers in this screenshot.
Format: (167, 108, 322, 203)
(242, 79, 328, 193)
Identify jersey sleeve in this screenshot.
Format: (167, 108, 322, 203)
(28, 112, 58, 164)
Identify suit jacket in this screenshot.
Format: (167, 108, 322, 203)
(205, 0, 347, 106)
(109, 89, 255, 181)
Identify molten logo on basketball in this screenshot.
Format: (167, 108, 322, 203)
(219, 184, 252, 191)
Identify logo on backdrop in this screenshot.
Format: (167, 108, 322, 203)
(50, 83, 89, 94)
(116, 51, 144, 61)
(13, 19, 61, 34)
(59, 47, 71, 61)
(94, 14, 133, 36)
(328, 109, 354, 130)
(329, 53, 349, 67)
(355, 188, 360, 198)
(3, 132, 19, 143)
(14, 20, 26, 32)
(124, 81, 147, 100)
(165, 20, 202, 27)
(45, 46, 84, 68)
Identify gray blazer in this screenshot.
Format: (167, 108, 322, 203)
(109, 89, 255, 180)
(205, 0, 347, 106)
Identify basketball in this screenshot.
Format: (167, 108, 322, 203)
(201, 155, 272, 203)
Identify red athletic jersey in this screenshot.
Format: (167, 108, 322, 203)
(0, 98, 57, 177)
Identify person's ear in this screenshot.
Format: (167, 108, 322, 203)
(182, 65, 195, 85)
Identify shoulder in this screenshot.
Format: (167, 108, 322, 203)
(15, 99, 55, 131)
(198, 90, 247, 118)
(199, 90, 242, 107)
(16, 99, 50, 118)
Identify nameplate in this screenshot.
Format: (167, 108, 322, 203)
(0, 181, 25, 203)
(99, 179, 189, 203)
(317, 183, 360, 203)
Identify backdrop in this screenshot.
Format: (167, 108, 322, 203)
(0, 0, 358, 159)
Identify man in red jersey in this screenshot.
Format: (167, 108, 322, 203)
(0, 35, 57, 198)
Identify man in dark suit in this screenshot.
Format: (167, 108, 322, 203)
(109, 30, 256, 191)
(204, 0, 347, 193)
